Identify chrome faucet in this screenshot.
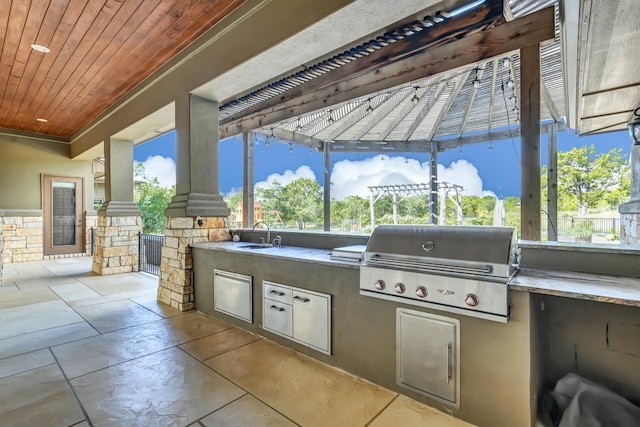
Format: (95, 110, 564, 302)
(252, 221, 271, 245)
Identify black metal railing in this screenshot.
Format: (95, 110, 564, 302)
(556, 217, 619, 234)
(90, 226, 95, 256)
(138, 233, 163, 276)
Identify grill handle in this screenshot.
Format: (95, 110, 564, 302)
(446, 342, 452, 383)
(367, 253, 494, 276)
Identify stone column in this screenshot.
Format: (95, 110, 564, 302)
(158, 93, 230, 311)
(92, 138, 142, 275)
(619, 142, 640, 246)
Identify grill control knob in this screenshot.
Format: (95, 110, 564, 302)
(415, 286, 428, 298)
(465, 293, 479, 307)
(394, 283, 406, 294)
(374, 280, 386, 291)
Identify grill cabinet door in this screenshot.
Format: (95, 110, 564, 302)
(397, 308, 459, 407)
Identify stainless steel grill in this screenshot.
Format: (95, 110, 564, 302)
(360, 225, 520, 322)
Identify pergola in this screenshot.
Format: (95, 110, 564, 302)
(219, 0, 567, 240)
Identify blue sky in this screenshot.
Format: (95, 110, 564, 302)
(133, 127, 631, 199)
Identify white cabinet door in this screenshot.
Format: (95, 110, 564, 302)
(263, 300, 293, 337)
(292, 290, 331, 354)
(214, 269, 252, 323)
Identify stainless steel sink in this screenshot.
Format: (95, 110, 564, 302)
(240, 244, 273, 249)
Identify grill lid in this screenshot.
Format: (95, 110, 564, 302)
(363, 225, 519, 279)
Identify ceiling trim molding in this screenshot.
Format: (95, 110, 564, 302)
(0, 128, 70, 144)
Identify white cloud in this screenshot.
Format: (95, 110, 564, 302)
(138, 156, 176, 188)
(330, 155, 494, 200)
(437, 159, 496, 198)
(255, 165, 317, 189)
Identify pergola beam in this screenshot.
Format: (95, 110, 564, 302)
(220, 2, 503, 127)
(263, 127, 324, 149)
(520, 43, 541, 240)
(326, 122, 562, 152)
(219, 7, 556, 138)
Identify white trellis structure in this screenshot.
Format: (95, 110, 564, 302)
(368, 182, 464, 228)
(436, 182, 464, 226)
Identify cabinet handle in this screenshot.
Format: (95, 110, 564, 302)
(446, 343, 452, 384)
(269, 290, 285, 296)
(293, 296, 310, 303)
(269, 305, 285, 312)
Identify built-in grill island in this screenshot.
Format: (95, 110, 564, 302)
(360, 224, 520, 323)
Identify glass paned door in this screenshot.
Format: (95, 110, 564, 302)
(52, 181, 77, 246)
(43, 176, 84, 255)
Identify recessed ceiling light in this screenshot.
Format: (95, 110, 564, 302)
(36, 118, 48, 123)
(31, 44, 50, 53)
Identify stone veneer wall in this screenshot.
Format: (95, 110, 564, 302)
(92, 215, 141, 275)
(158, 217, 229, 311)
(1, 212, 44, 263)
(1, 210, 97, 264)
(620, 212, 640, 246)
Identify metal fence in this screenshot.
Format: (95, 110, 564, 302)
(556, 217, 619, 234)
(138, 233, 164, 275)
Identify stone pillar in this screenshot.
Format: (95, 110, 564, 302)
(158, 93, 230, 311)
(619, 142, 640, 246)
(92, 138, 142, 275)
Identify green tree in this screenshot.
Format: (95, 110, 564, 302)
(280, 178, 323, 228)
(134, 163, 175, 234)
(556, 145, 629, 215)
(331, 195, 369, 230)
(256, 180, 286, 224)
(503, 196, 521, 236)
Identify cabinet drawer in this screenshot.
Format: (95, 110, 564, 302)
(214, 269, 252, 323)
(292, 290, 331, 354)
(263, 282, 292, 304)
(263, 300, 293, 337)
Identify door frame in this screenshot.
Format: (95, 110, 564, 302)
(42, 174, 85, 256)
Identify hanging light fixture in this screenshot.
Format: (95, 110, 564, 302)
(411, 86, 420, 104)
(472, 66, 482, 89)
(327, 109, 334, 124)
(295, 118, 302, 131)
(503, 57, 510, 68)
(266, 127, 274, 146)
(366, 98, 374, 113)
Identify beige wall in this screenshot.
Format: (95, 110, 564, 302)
(539, 295, 640, 403)
(0, 135, 94, 211)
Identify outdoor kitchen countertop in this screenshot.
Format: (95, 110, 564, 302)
(192, 241, 640, 307)
(191, 241, 361, 269)
(512, 269, 640, 307)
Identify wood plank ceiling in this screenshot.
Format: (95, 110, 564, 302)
(0, 0, 244, 139)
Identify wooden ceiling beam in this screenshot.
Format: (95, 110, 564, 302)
(220, 6, 556, 138)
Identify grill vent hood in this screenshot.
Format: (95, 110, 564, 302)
(363, 225, 520, 279)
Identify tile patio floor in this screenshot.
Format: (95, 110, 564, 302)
(0, 257, 473, 427)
